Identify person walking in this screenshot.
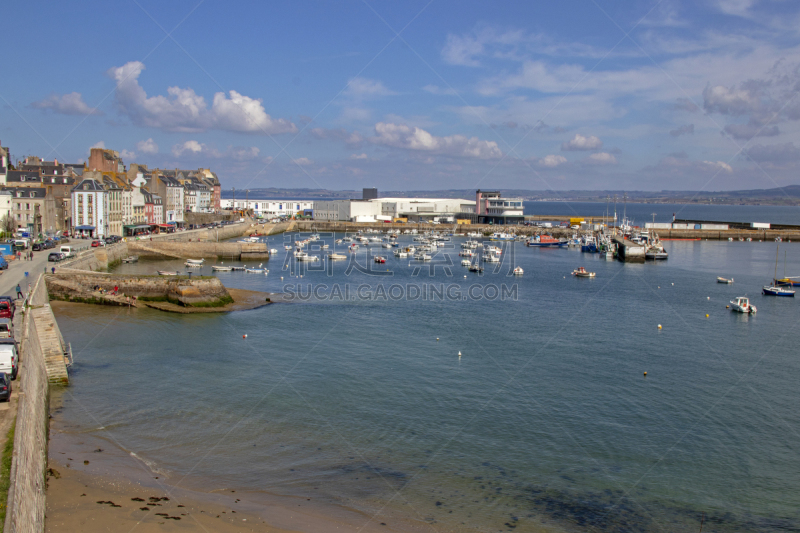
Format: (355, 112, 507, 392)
(15, 284, 23, 300)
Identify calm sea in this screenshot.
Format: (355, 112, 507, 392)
(52, 224, 800, 532)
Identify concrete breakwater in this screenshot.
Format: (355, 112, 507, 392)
(46, 272, 234, 308)
(127, 241, 270, 260)
(294, 220, 800, 241)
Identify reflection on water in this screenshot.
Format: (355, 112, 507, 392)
(52, 236, 800, 532)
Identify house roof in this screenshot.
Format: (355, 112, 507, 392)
(71, 178, 105, 192)
(6, 170, 42, 183)
(4, 187, 47, 198)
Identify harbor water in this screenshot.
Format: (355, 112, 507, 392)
(51, 235, 800, 532)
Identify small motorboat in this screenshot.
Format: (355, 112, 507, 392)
(763, 285, 795, 297)
(122, 256, 139, 263)
(717, 277, 734, 284)
(157, 270, 178, 276)
(328, 252, 348, 260)
(230, 266, 246, 271)
(374, 256, 386, 263)
(284, 245, 292, 250)
(245, 268, 265, 273)
(468, 263, 484, 273)
(269, 248, 278, 254)
(184, 261, 202, 268)
(513, 266, 523, 275)
(572, 267, 596, 278)
(212, 265, 233, 272)
(483, 254, 500, 263)
(185, 258, 204, 265)
(730, 296, 757, 313)
(461, 259, 471, 266)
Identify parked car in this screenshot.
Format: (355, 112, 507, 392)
(0, 340, 17, 380)
(0, 297, 15, 316)
(0, 319, 11, 339)
(91, 240, 104, 247)
(0, 373, 11, 401)
(48, 252, 65, 262)
(32, 242, 44, 251)
(0, 301, 13, 320)
(0, 257, 8, 270)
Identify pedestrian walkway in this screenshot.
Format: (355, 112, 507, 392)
(0, 251, 49, 300)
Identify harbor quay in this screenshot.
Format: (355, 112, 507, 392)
(294, 219, 800, 241)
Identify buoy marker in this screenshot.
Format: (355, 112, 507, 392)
(243, 334, 248, 339)
(643, 371, 647, 376)
(458, 351, 462, 357)
(658, 324, 662, 329)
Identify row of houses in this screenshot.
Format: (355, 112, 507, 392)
(0, 143, 223, 238)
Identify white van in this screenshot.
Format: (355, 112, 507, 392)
(59, 245, 74, 257)
(14, 239, 29, 249)
(0, 340, 18, 380)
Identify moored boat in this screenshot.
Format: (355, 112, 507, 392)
(374, 256, 386, 263)
(328, 253, 348, 260)
(513, 266, 524, 275)
(717, 277, 734, 284)
(157, 270, 178, 276)
(730, 296, 757, 313)
(526, 235, 568, 247)
(763, 285, 795, 296)
(461, 259, 471, 266)
(185, 258, 204, 265)
(211, 265, 233, 272)
(572, 267, 595, 278)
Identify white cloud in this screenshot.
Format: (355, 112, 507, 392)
(30, 92, 103, 116)
(371, 122, 502, 159)
(90, 141, 106, 149)
(538, 154, 568, 167)
(349, 153, 368, 160)
(422, 85, 458, 96)
(120, 149, 135, 160)
(294, 157, 313, 166)
(107, 61, 297, 134)
(586, 152, 618, 165)
(562, 134, 603, 151)
(716, 0, 757, 17)
(172, 140, 205, 157)
(702, 160, 733, 173)
(310, 128, 364, 147)
(136, 138, 159, 154)
(170, 140, 260, 161)
(345, 77, 395, 98)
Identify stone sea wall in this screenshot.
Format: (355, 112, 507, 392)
(4, 275, 51, 533)
(46, 272, 232, 307)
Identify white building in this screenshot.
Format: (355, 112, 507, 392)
(220, 199, 313, 219)
(72, 178, 108, 237)
(313, 198, 475, 223)
(0, 190, 12, 226)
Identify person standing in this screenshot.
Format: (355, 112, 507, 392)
(15, 284, 23, 299)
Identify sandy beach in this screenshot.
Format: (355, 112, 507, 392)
(46, 421, 440, 533)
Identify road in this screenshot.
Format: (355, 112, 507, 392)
(0, 249, 52, 300)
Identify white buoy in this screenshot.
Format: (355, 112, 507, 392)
(671, 283, 674, 286)
(281, 276, 284, 281)
(243, 334, 248, 338)
(437, 338, 440, 341)
(707, 296, 710, 300)
(458, 351, 461, 357)
(658, 324, 662, 329)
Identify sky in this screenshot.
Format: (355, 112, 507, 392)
(2, 0, 800, 192)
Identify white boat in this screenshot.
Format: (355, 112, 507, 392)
(483, 254, 499, 262)
(284, 245, 292, 250)
(717, 277, 734, 284)
(245, 268, 265, 273)
(122, 256, 138, 263)
(461, 259, 471, 266)
(212, 265, 233, 272)
(513, 266, 524, 275)
(184, 261, 202, 268)
(328, 253, 347, 260)
(459, 250, 473, 257)
(394, 250, 408, 258)
(157, 270, 178, 276)
(490, 232, 515, 241)
(295, 251, 319, 261)
(572, 267, 595, 278)
(269, 248, 278, 254)
(382, 243, 392, 248)
(185, 258, 204, 265)
(730, 296, 756, 313)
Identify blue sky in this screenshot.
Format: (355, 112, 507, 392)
(2, 0, 800, 191)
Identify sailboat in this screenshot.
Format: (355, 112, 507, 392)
(763, 244, 795, 296)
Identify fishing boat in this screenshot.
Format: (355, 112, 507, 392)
(527, 235, 568, 247)
(374, 256, 386, 264)
(185, 258, 204, 265)
(717, 277, 734, 284)
(157, 270, 178, 276)
(572, 267, 596, 278)
(489, 232, 515, 241)
(211, 265, 233, 272)
(730, 296, 757, 313)
(295, 252, 319, 261)
(581, 237, 598, 253)
(468, 262, 484, 272)
(393, 249, 408, 258)
(461, 259, 471, 266)
(513, 266, 524, 275)
(483, 254, 500, 263)
(764, 244, 796, 296)
(459, 250, 473, 257)
(122, 256, 139, 263)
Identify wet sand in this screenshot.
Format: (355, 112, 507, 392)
(46, 424, 438, 533)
